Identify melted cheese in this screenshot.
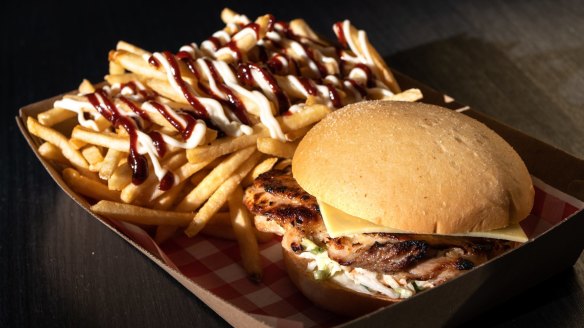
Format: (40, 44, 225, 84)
(318, 201, 528, 242)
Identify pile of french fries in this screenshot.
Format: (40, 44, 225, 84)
(26, 8, 422, 281)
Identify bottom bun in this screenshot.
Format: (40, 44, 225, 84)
(282, 242, 399, 317)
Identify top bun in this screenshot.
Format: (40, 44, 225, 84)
(292, 101, 534, 234)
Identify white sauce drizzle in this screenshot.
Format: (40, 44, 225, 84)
(152, 52, 251, 137)
(54, 98, 100, 131)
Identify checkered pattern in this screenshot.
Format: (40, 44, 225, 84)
(106, 177, 584, 328)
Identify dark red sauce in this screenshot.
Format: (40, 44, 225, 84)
(244, 22, 261, 39)
(353, 63, 375, 88)
(267, 53, 286, 74)
(302, 44, 328, 77)
(298, 77, 318, 96)
(148, 55, 161, 68)
(148, 131, 167, 157)
(202, 59, 250, 125)
(226, 41, 242, 61)
(87, 90, 148, 185)
(267, 14, 276, 32)
(160, 51, 209, 120)
(207, 36, 221, 50)
(325, 83, 342, 108)
(176, 50, 194, 61)
(119, 95, 150, 121)
(237, 63, 290, 114)
(334, 22, 348, 48)
(347, 79, 367, 97)
(159, 171, 175, 191)
(148, 101, 197, 140)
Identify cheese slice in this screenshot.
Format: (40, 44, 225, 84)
(318, 201, 528, 242)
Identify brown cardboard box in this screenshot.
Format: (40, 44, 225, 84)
(16, 73, 584, 327)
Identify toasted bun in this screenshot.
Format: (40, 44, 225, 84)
(292, 101, 534, 234)
(282, 235, 398, 317)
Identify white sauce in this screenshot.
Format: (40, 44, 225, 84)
(152, 52, 252, 137)
(54, 98, 100, 131)
(299, 238, 430, 299)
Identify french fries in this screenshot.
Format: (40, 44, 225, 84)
(228, 186, 262, 281)
(37, 108, 77, 127)
(242, 157, 278, 186)
(177, 147, 256, 211)
(91, 200, 192, 226)
(257, 137, 299, 159)
(63, 168, 120, 202)
(38, 142, 68, 164)
(186, 126, 268, 163)
(185, 152, 262, 237)
(28, 117, 91, 175)
(26, 8, 423, 280)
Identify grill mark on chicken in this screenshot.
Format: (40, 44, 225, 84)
(245, 169, 323, 233)
(338, 240, 430, 272)
(244, 169, 517, 282)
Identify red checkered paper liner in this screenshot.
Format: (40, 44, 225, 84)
(106, 177, 584, 328)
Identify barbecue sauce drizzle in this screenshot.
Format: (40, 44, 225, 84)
(82, 14, 387, 187)
(86, 90, 148, 185)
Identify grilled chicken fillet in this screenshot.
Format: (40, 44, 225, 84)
(244, 169, 517, 287)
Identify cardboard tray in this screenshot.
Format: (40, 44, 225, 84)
(16, 72, 584, 327)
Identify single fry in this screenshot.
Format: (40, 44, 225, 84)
(382, 88, 423, 102)
(228, 185, 262, 280)
(27, 117, 90, 174)
(189, 168, 212, 186)
(105, 73, 138, 85)
(176, 147, 256, 211)
(38, 142, 68, 164)
(99, 149, 124, 180)
(278, 104, 331, 131)
(81, 145, 104, 172)
(116, 40, 152, 58)
(71, 126, 129, 152)
(109, 61, 126, 75)
(37, 108, 76, 127)
(257, 137, 298, 159)
(63, 168, 120, 202)
(108, 162, 132, 191)
(109, 50, 166, 81)
(273, 158, 292, 170)
(91, 200, 192, 226)
(68, 138, 88, 150)
(185, 151, 262, 237)
(242, 157, 278, 186)
(285, 125, 313, 141)
(152, 180, 188, 210)
(186, 126, 268, 163)
(78, 79, 96, 94)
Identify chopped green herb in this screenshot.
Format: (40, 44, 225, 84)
(411, 281, 422, 292)
(314, 270, 331, 280)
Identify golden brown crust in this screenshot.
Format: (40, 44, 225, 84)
(282, 240, 399, 317)
(292, 100, 534, 234)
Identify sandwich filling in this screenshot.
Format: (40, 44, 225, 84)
(244, 168, 518, 299)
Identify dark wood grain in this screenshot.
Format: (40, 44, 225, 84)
(1, 1, 583, 327)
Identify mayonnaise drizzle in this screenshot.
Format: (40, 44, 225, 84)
(152, 52, 251, 137)
(54, 98, 100, 131)
(55, 15, 400, 186)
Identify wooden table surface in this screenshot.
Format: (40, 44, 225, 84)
(2, 1, 583, 327)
